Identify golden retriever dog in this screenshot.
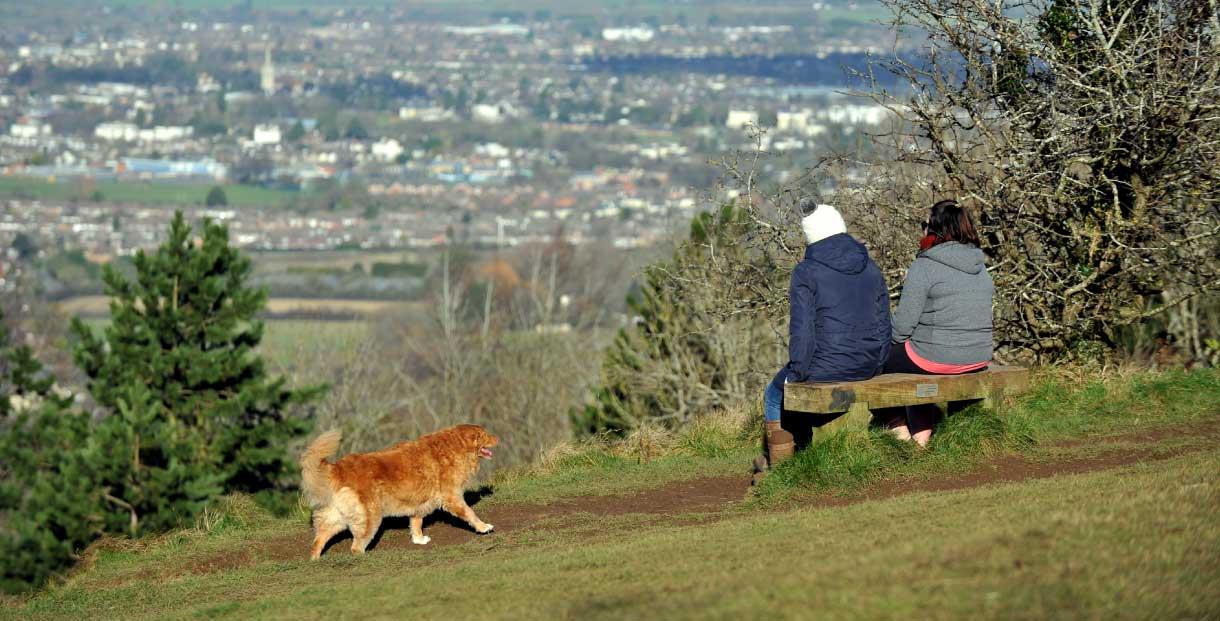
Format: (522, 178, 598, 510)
(299, 424, 499, 559)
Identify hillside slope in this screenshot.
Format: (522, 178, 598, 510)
(4, 369, 1219, 620)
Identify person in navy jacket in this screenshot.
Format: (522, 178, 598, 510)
(754, 201, 892, 476)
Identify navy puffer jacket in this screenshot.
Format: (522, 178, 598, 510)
(771, 233, 892, 389)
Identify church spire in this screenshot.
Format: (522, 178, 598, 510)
(261, 45, 276, 96)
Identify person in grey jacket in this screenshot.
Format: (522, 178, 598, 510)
(881, 199, 994, 445)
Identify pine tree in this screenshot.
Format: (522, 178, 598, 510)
(0, 309, 98, 592)
(86, 382, 222, 536)
(71, 212, 317, 500)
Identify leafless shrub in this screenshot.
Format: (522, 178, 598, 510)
(277, 248, 606, 474)
(659, 0, 1220, 365)
(576, 187, 787, 432)
(861, 0, 1220, 361)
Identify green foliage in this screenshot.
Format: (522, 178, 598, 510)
(1, 214, 326, 592)
(44, 249, 101, 290)
(369, 261, 427, 278)
(0, 310, 97, 592)
(11, 232, 38, 260)
(71, 212, 318, 497)
(205, 185, 228, 207)
(86, 383, 224, 536)
(575, 204, 775, 434)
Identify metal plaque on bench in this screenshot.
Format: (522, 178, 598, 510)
(915, 383, 939, 398)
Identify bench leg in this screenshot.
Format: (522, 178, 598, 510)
(979, 388, 1004, 414)
(818, 401, 872, 437)
(846, 401, 872, 429)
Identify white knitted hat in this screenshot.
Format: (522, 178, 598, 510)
(801, 203, 846, 245)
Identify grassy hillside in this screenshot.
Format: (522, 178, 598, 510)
(3, 368, 1218, 619)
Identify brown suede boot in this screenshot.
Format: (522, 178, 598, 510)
(764, 420, 794, 465)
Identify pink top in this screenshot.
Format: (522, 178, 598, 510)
(906, 341, 990, 374)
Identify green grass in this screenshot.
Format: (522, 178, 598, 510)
(3, 368, 1218, 619)
(497, 368, 1220, 507)
(481, 409, 759, 505)
(7, 445, 1218, 619)
(0, 177, 294, 207)
(254, 320, 368, 367)
(78, 318, 368, 369)
(752, 368, 1220, 502)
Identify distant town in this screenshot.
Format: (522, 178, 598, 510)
(0, 1, 905, 295)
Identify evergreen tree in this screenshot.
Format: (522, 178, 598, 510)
(86, 382, 223, 536)
(71, 212, 317, 498)
(0, 309, 98, 592)
(1, 211, 321, 591)
(205, 185, 228, 207)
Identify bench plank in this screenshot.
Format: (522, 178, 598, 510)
(782, 366, 1030, 414)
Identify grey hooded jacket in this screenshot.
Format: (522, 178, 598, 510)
(891, 242, 994, 365)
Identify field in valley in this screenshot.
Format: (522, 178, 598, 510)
(71, 316, 370, 370)
(0, 177, 295, 207)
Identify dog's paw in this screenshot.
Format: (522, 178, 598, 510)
(411, 535, 431, 545)
(476, 523, 494, 534)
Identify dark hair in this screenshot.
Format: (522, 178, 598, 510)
(926, 199, 980, 246)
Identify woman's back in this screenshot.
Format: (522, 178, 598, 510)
(892, 241, 993, 365)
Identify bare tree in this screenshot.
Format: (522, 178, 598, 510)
(663, 0, 1219, 364)
(863, 0, 1220, 360)
(279, 249, 598, 473)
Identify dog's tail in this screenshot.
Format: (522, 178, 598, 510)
(300, 429, 341, 508)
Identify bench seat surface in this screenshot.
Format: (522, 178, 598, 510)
(783, 366, 1030, 414)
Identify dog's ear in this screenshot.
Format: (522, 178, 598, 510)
(461, 424, 484, 447)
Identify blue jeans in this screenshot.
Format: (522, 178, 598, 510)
(763, 381, 784, 422)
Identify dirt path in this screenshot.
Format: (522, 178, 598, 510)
(813, 427, 1220, 507)
(191, 420, 1219, 573)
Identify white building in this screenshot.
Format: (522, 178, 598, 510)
(95, 122, 140, 141)
(777, 109, 813, 132)
(819, 104, 892, 126)
(603, 27, 655, 42)
(472, 104, 504, 123)
(725, 109, 759, 130)
(253, 124, 281, 145)
(196, 72, 220, 93)
(399, 105, 454, 122)
(9, 122, 51, 139)
(443, 24, 530, 37)
(475, 142, 510, 158)
(133, 125, 193, 143)
(772, 137, 807, 152)
(371, 138, 404, 162)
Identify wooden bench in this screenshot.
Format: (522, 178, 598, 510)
(782, 366, 1031, 436)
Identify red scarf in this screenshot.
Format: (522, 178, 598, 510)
(919, 234, 941, 252)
